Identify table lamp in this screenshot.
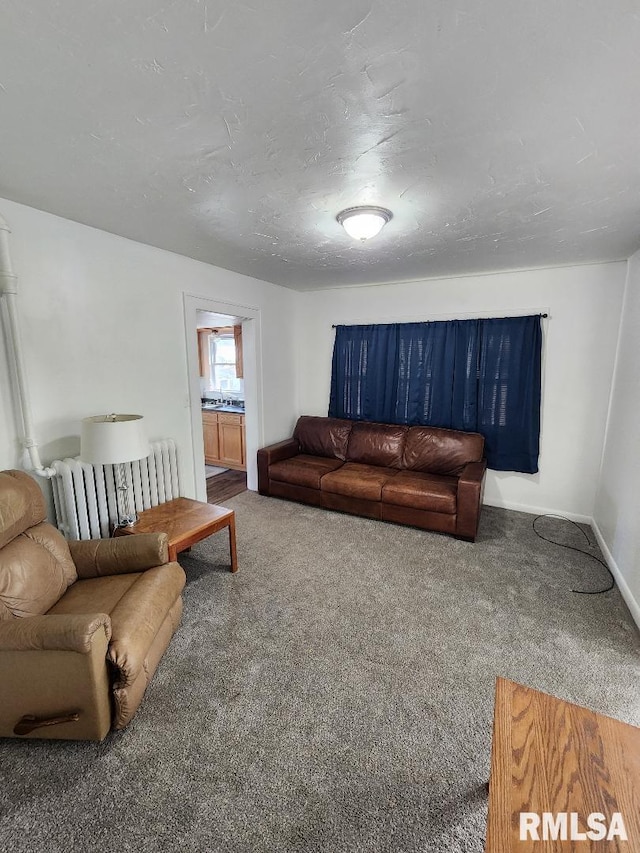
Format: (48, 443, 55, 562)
(80, 413, 149, 527)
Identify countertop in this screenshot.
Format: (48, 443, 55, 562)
(202, 403, 245, 414)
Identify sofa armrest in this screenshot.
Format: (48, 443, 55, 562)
(258, 438, 299, 464)
(257, 438, 299, 494)
(456, 460, 487, 541)
(0, 613, 112, 654)
(69, 532, 169, 579)
(458, 460, 487, 487)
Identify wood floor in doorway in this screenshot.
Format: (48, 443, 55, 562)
(206, 470, 247, 504)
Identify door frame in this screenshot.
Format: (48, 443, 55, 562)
(183, 293, 263, 502)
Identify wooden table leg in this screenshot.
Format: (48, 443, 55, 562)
(228, 512, 238, 573)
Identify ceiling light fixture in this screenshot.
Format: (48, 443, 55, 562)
(336, 206, 393, 241)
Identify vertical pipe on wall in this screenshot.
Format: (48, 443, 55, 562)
(0, 213, 55, 478)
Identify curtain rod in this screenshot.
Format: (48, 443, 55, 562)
(332, 313, 548, 328)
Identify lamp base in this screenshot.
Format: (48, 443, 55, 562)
(115, 464, 138, 530)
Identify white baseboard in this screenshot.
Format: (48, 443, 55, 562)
(483, 497, 592, 525)
(485, 498, 640, 631)
(591, 519, 640, 631)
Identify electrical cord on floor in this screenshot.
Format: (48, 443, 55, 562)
(532, 514, 615, 595)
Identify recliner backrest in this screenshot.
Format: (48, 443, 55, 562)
(0, 469, 47, 548)
(0, 471, 77, 619)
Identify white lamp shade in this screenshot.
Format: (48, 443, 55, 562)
(81, 414, 149, 465)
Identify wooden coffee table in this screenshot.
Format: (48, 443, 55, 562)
(486, 677, 640, 851)
(116, 497, 238, 572)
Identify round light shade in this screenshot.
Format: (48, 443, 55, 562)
(336, 206, 393, 241)
(81, 414, 149, 465)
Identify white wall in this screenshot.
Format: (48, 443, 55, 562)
(0, 197, 300, 504)
(593, 251, 640, 626)
(296, 263, 627, 520)
(0, 194, 630, 543)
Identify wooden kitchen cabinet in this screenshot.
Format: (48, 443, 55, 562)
(202, 411, 220, 463)
(218, 413, 244, 467)
(202, 411, 246, 471)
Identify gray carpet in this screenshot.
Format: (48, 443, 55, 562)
(1, 493, 639, 853)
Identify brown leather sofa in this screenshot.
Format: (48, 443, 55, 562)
(0, 469, 185, 740)
(258, 416, 487, 541)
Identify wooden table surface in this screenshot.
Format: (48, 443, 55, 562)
(486, 677, 640, 851)
(117, 497, 238, 572)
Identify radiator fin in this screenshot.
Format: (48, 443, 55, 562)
(51, 439, 180, 540)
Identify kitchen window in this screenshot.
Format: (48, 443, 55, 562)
(209, 333, 242, 394)
(198, 326, 244, 395)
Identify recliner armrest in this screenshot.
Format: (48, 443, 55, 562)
(107, 562, 186, 688)
(0, 614, 113, 740)
(69, 532, 169, 578)
(0, 613, 111, 654)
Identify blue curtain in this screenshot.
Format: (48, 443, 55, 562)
(328, 315, 542, 473)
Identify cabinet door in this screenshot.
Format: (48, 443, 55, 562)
(218, 416, 244, 467)
(202, 414, 220, 463)
(233, 324, 243, 378)
(198, 329, 212, 380)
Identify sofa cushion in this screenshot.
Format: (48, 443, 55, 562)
(403, 426, 484, 475)
(382, 471, 458, 514)
(269, 455, 344, 489)
(321, 462, 399, 502)
(346, 422, 408, 468)
(294, 416, 353, 460)
(0, 522, 78, 618)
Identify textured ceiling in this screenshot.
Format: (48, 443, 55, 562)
(1, 0, 639, 290)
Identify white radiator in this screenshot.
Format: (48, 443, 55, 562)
(51, 439, 180, 540)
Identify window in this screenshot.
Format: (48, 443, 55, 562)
(209, 334, 242, 394)
(198, 326, 243, 395)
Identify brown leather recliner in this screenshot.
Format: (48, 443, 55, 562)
(0, 469, 186, 740)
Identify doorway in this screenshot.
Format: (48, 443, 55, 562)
(183, 294, 263, 505)
(198, 309, 247, 503)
